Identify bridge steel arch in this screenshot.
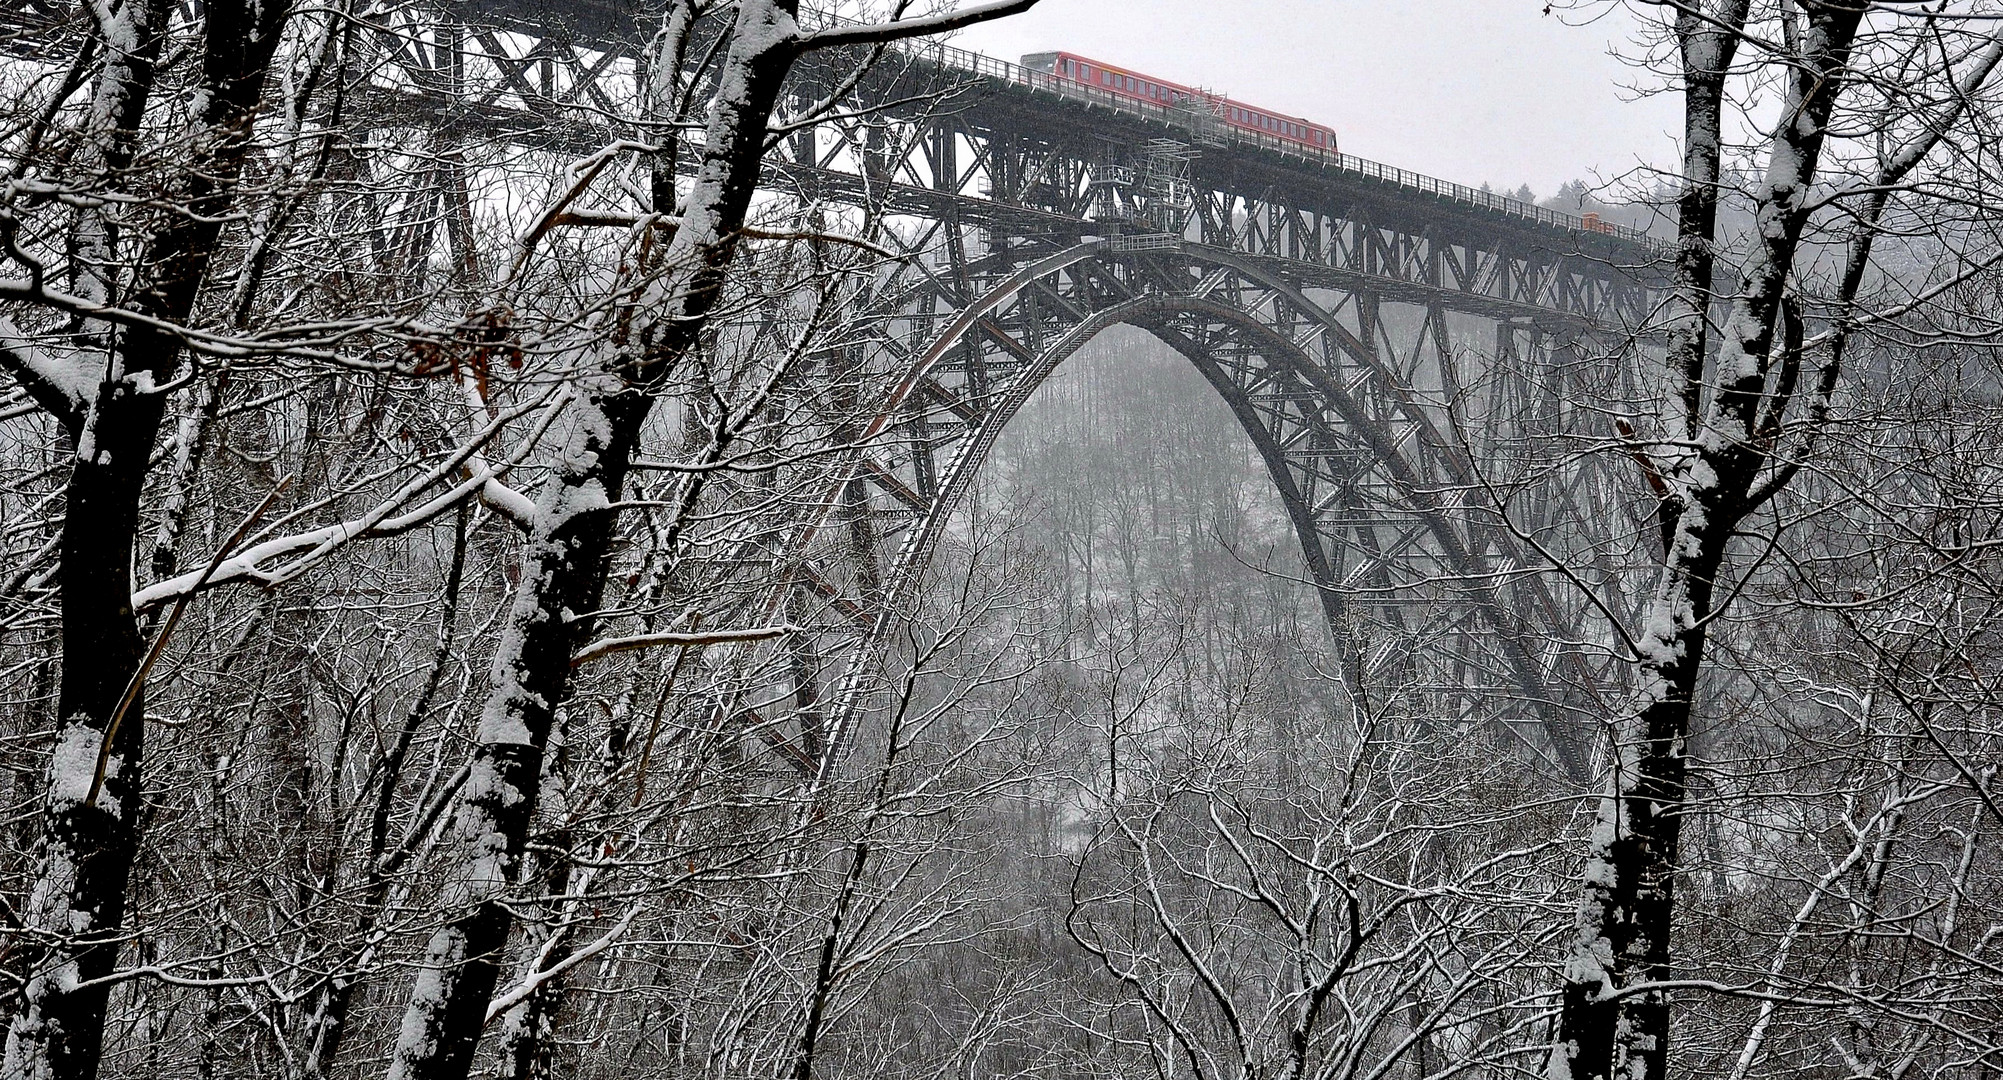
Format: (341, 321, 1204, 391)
(771, 239, 1618, 789)
(0, 1, 1658, 788)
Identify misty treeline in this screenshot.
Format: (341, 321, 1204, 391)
(0, 0, 2001, 1078)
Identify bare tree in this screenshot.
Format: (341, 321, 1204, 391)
(378, 4, 1042, 1078)
(1542, 5, 2003, 1079)
(0, 2, 303, 1074)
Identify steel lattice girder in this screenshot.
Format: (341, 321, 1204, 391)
(0, 3, 1659, 785)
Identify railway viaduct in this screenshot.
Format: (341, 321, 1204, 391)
(2, 0, 1670, 786)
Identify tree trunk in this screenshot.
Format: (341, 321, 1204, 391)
(383, 4, 798, 1076)
(3, 4, 294, 1076)
(1547, 6, 1867, 1079)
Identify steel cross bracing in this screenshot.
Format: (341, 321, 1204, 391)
(1, 2, 1665, 785)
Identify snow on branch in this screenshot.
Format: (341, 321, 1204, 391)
(131, 396, 550, 610)
(570, 625, 800, 667)
(0, 315, 95, 420)
(797, 0, 1041, 51)
(484, 904, 642, 1023)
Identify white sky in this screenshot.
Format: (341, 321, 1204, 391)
(951, 0, 1682, 201)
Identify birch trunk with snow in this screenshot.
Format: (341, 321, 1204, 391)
(1, 2, 294, 1077)
(381, 5, 1040, 1074)
(1540, 4, 2003, 1078)
(382, 3, 798, 1075)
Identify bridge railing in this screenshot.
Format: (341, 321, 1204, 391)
(855, 27, 1666, 252)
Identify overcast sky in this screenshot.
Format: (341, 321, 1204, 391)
(952, 0, 1682, 201)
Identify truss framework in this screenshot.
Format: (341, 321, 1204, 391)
(0, 2, 1667, 785)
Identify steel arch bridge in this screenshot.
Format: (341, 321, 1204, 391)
(751, 21, 1661, 787)
(788, 236, 1634, 789)
(3, 0, 1666, 785)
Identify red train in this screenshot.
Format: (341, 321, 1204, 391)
(1021, 51, 1337, 155)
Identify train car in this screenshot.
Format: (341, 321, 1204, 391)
(1020, 50, 1337, 155)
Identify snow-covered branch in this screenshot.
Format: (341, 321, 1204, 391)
(0, 315, 94, 420)
(131, 394, 550, 610)
(483, 904, 642, 1024)
(797, 0, 1041, 51)
(569, 624, 799, 667)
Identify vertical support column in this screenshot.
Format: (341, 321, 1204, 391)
(929, 120, 956, 193)
(907, 396, 937, 503)
(785, 586, 825, 763)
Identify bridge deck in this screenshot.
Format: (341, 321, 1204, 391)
(887, 34, 1665, 254)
